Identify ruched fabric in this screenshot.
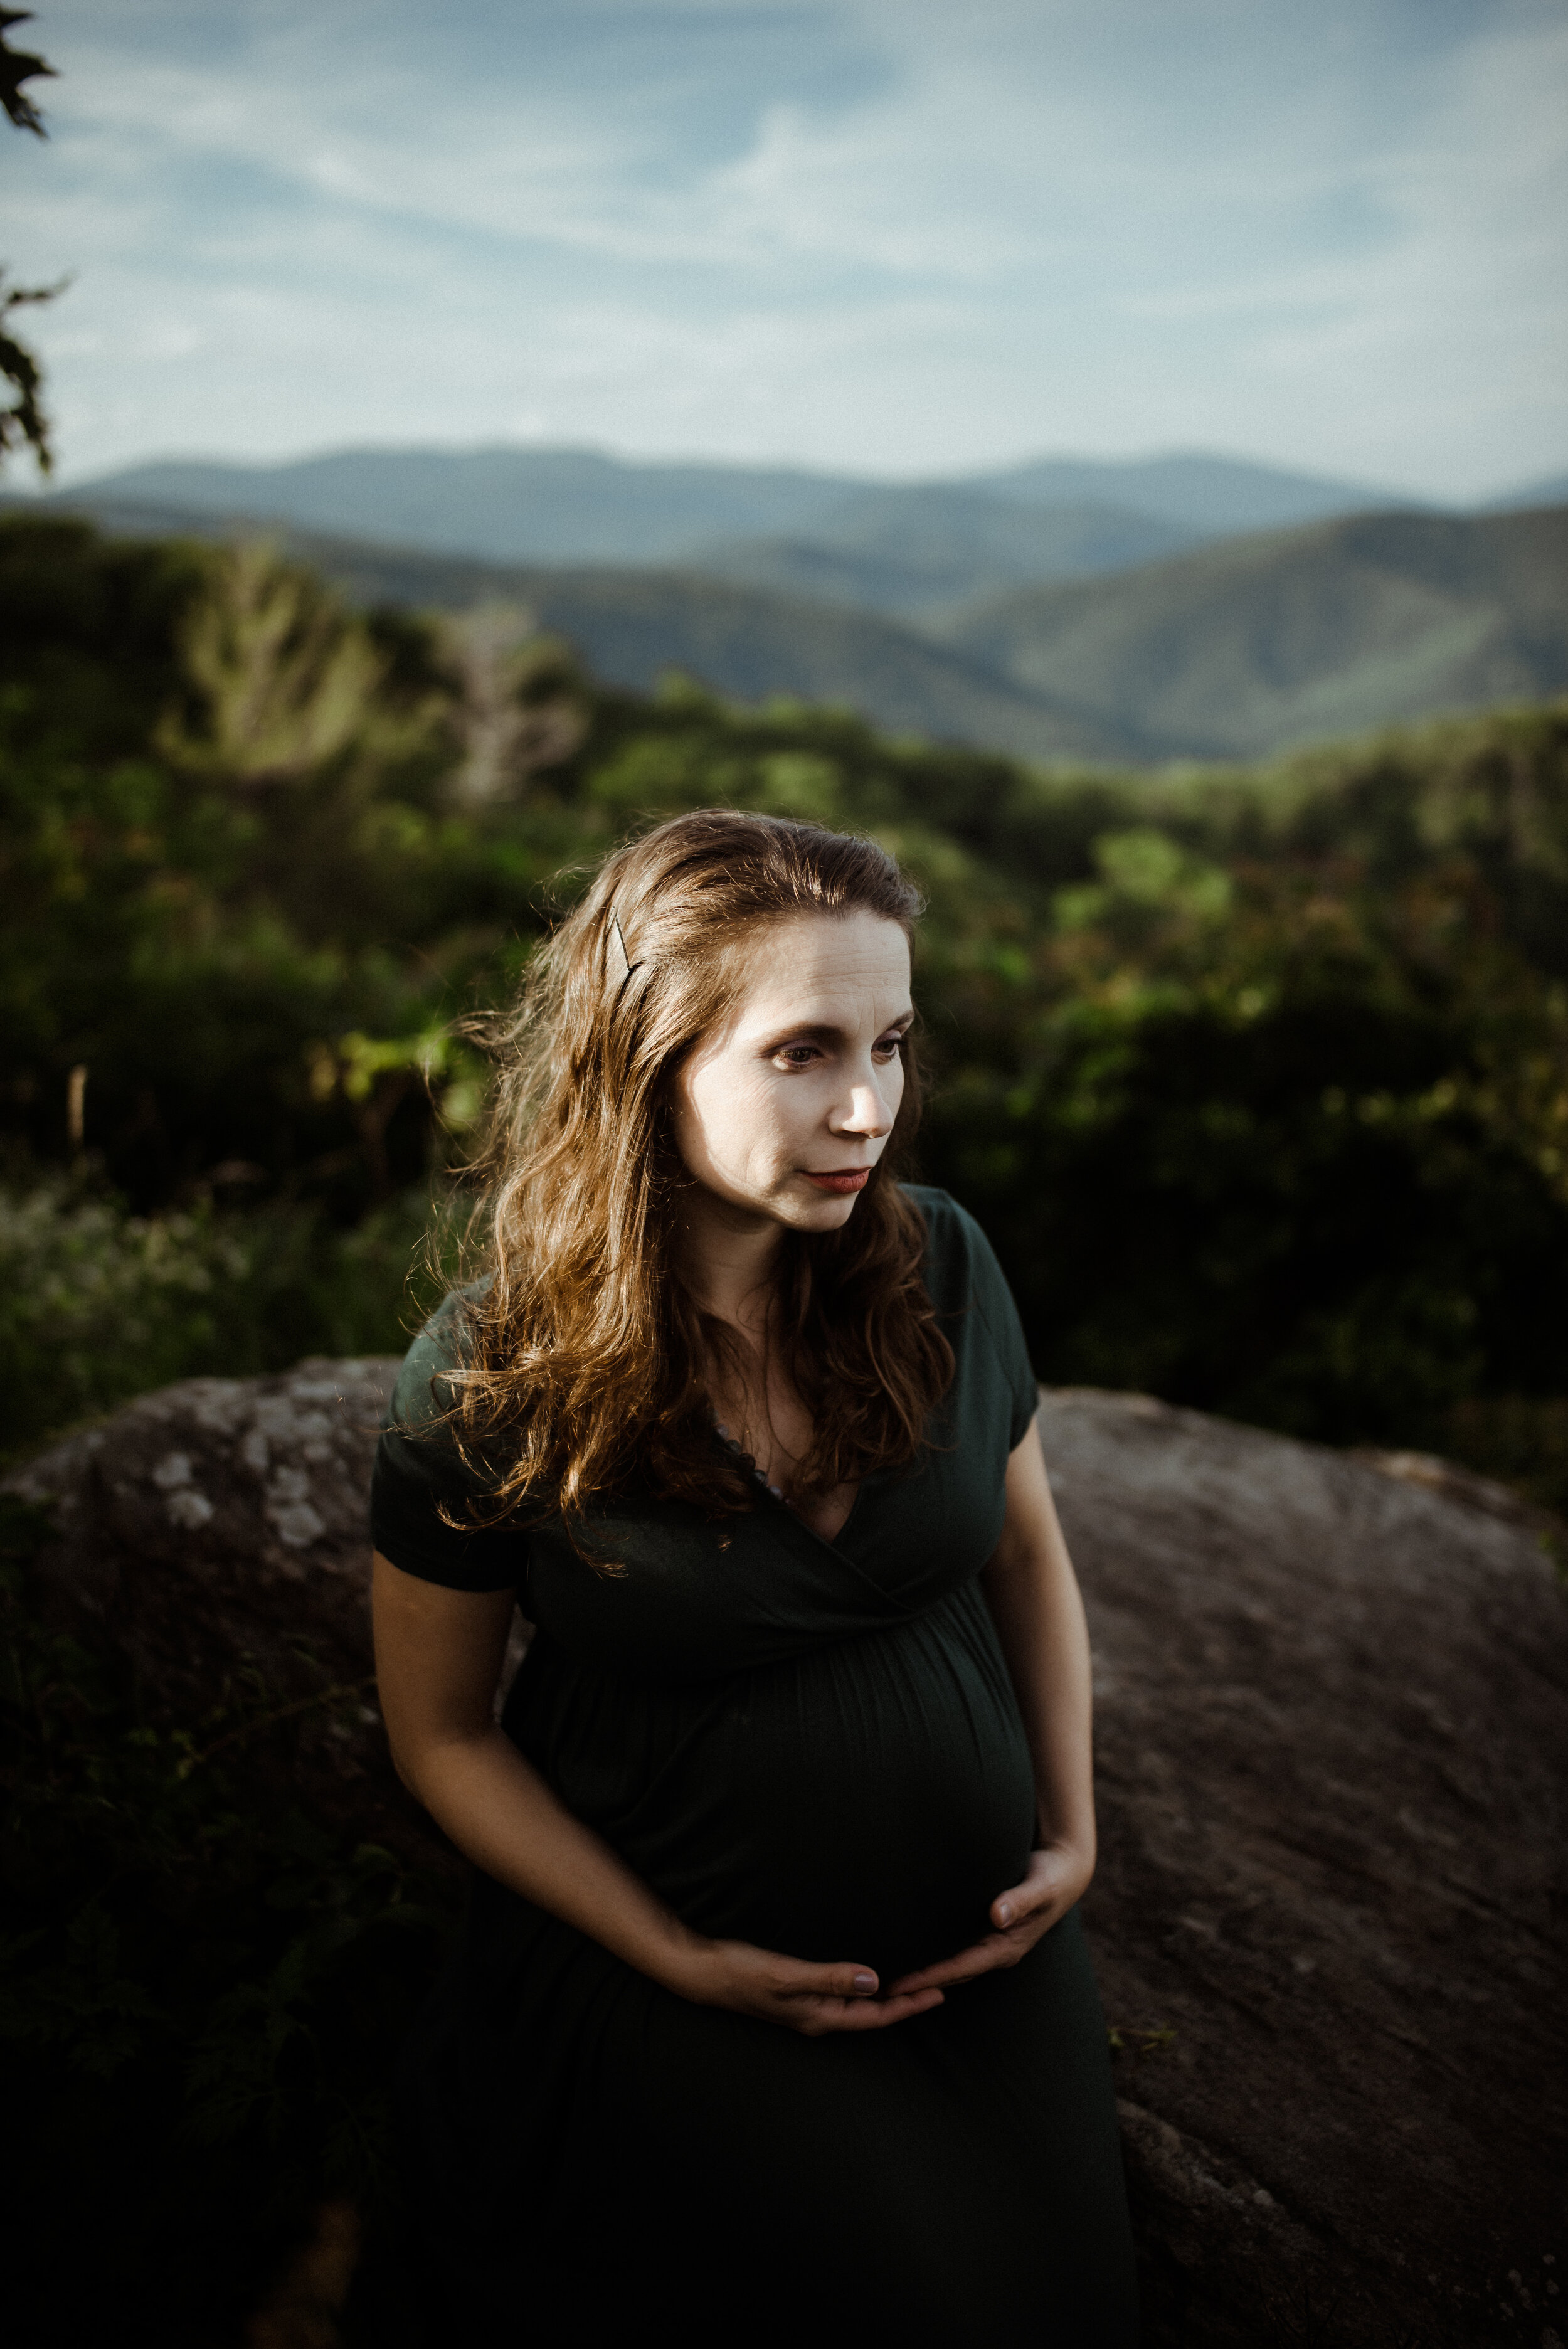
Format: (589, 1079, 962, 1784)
(370, 1188, 1139, 2346)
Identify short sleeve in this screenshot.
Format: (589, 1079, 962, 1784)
(369, 1289, 529, 1593)
(906, 1187, 1037, 1452)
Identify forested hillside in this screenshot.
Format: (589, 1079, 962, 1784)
(4, 511, 1567, 1507)
(939, 504, 1568, 757)
(25, 489, 1562, 763)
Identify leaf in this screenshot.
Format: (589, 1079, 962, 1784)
(0, 269, 68, 475)
(0, 9, 56, 137)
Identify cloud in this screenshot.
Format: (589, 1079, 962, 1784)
(11, 0, 1567, 495)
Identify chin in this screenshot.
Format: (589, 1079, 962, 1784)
(786, 1190, 862, 1231)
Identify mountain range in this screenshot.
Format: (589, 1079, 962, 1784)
(45, 445, 1417, 599)
(12, 444, 1567, 763)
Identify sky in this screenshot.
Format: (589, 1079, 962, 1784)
(4, 0, 1567, 499)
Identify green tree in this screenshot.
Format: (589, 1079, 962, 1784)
(155, 537, 408, 783)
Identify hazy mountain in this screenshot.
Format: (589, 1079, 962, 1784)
(61, 443, 1391, 579)
(688, 492, 1202, 618)
(60, 447, 863, 566)
(1483, 472, 1568, 513)
(936, 507, 1568, 760)
(967, 450, 1416, 534)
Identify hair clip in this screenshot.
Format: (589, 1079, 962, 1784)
(608, 914, 640, 986)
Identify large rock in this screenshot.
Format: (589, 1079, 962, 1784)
(8, 1372, 1565, 2345)
(1042, 1390, 1567, 2349)
(4, 1357, 423, 1848)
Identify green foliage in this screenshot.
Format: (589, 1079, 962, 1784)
(916, 830, 1568, 1447)
(0, 1173, 445, 1465)
(0, 521, 498, 1212)
(154, 535, 412, 785)
(0, 1494, 452, 2346)
(3, 509, 1566, 1471)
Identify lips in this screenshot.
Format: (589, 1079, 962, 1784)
(802, 1168, 871, 1194)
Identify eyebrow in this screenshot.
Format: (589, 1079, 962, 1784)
(761, 1010, 914, 1046)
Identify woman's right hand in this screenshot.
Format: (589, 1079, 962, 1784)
(664, 1934, 945, 2035)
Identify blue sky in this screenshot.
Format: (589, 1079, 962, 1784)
(5, 0, 1566, 497)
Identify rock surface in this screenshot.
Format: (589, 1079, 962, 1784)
(4, 1357, 421, 1845)
(1042, 1389, 1567, 2349)
(8, 1373, 1566, 2346)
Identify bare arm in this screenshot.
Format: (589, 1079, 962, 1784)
(371, 1551, 942, 2034)
(980, 1412, 1097, 1866)
(890, 1413, 1097, 1993)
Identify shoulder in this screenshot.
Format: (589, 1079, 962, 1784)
(373, 1281, 525, 1587)
(386, 1281, 485, 1440)
(898, 1184, 1037, 1439)
(896, 1184, 1000, 1310)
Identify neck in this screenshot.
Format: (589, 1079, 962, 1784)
(674, 1185, 787, 1337)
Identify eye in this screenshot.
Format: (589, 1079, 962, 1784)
(873, 1031, 907, 1061)
(776, 1043, 821, 1068)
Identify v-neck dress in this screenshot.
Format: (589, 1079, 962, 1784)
(369, 1186, 1138, 2346)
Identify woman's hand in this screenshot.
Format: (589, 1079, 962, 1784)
(664, 1934, 945, 2036)
(885, 1840, 1093, 1999)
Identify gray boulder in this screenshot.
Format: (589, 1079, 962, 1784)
(8, 1373, 1565, 2346)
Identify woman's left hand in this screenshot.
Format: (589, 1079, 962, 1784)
(885, 1840, 1094, 1998)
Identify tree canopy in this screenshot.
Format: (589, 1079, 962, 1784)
(4, 512, 1566, 1503)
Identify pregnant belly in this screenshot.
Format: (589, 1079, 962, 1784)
(524, 1581, 1038, 1984)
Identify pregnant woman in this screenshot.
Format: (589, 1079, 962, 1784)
(369, 810, 1138, 2345)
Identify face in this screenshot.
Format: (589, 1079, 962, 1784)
(671, 909, 913, 1234)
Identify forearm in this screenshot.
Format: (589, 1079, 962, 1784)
(985, 1555, 1096, 1850)
(402, 1721, 706, 1986)
(981, 1428, 1098, 1857)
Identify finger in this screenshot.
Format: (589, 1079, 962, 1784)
(778, 1961, 881, 2002)
(797, 1987, 945, 2034)
(992, 1875, 1059, 1931)
(888, 1937, 1011, 1996)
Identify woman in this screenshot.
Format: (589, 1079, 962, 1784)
(369, 810, 1139, 2345)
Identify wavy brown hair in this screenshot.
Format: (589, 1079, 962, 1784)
(441, 809, 954, 1529)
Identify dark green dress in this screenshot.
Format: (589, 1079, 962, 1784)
(371, 1187, 1138, 2346)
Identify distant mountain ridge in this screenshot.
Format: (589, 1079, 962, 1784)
(51, 445, 1410, 597)
(1484, 470, 1568, 514)
(687, 494, 1205, 618)
(971, 451, 1414, 534)
(61, 447, 856, 568)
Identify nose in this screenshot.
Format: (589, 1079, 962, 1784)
(834, 1066, 898, 1140)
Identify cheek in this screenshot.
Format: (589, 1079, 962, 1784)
(732, 1079, 803, 1172)
(682, 1063, 791, 1177)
